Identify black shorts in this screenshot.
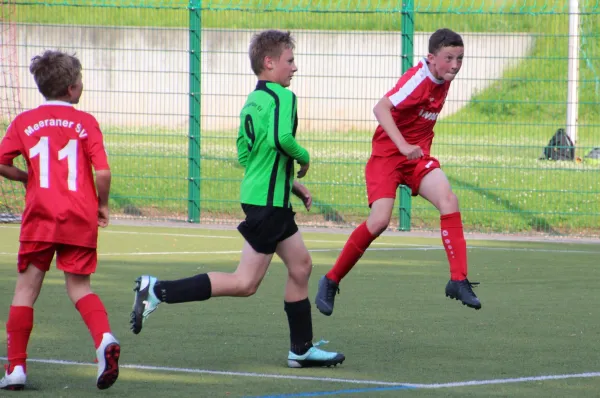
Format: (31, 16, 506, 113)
(237, 204, 298, 255)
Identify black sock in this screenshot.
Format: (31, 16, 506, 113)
(284, 298, 313, 355)
(153, 273, 212, 304)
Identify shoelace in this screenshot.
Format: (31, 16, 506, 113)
(326, 282, 340, 300)
(464, 279, 480, 294)
(314, 339, 329, 348)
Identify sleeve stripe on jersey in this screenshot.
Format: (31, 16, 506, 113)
(388, 65, 428, 107)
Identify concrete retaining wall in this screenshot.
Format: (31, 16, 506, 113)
(1, 24, 533, 132)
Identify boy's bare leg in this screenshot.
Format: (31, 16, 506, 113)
(277, 232, 345, 367)
(12, 265, 45, 307)
(419, 168, 481, 309)
(209, 242, 272, 297)
(65, 273, 93, 303)
(315, 198, 394, 316)
(277, 232, 312, 302)
(131, 241, 272, 335)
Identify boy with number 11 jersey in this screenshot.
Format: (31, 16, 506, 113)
(0, 50, 119, 391)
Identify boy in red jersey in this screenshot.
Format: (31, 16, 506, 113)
(315, 28, 482, 315)
(0, 50, 119, 390)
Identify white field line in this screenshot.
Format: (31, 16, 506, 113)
(0, 357, 409, 386)
(1, 356, 599, 390)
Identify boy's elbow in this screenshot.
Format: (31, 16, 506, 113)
(373, 97, 393, 116)
(373, 106, 384, 124)
(96, 169, 111, 177)
(373, 99, 389, 116)
(95, 169, 111, 182)
(373, 101, 384, 118)
(0, 164, 20, 181)
(237, 153, 248, 167)
(276, 135, 297, 153)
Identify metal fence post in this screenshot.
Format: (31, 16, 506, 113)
(188, 0, 201, 223)
(399, 0, 414, 231)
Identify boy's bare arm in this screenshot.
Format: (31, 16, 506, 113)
(373, 97, 423, 160)
(292, 180, 312, 211)
(95, 169, 111, 227)
(0, 164, 28, 183)
(95, 170, 111, 207)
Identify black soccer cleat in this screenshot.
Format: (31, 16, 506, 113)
(130, 275, 161, 335)
(445, 279, 482, 310)
(315, 275, 340, 316)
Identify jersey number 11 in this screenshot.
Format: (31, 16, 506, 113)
(29, 137, 78, 192)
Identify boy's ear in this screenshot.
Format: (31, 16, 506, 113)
(426, 53, 435, 63)
(67, 84, 76, 98)
(264, 56, 274, 71)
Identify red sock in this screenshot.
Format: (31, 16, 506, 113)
(326, 222, 377, 284)
(440, 212, 468, 280)
(6, 306, 34, 374)
(75, 294, 111, 349)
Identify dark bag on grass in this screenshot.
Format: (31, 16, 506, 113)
(540, 128, 575, 161)
(585, 147, 600, 159)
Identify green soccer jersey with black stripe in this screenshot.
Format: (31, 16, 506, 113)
(236, 80, 310, 208)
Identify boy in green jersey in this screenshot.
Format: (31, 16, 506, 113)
(130, 30, 345, 368)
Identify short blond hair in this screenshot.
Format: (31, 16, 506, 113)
(249, 30, 295, 75)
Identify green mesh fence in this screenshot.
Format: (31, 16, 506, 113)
(1, 1, 191, 221)
(1, 0, 599, 236)
(0, 0, 21, 222)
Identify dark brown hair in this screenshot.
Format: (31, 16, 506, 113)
(29, 50, 81, 99)
(428, 28, 464, 54)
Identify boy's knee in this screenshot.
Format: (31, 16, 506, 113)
(66, 287, 93, 304)
(13, 284, 39, 305)
(288, 257, 312, 283)
(13, 269, 45, 306)
(64, 273, 93, 303)
(235, 276, 261, 297)
(367, 200, 394, 236)
(440, 192, 459, 213)
(368, 216, 391, 236)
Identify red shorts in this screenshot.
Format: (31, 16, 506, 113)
(18, 242, 98, 275)
(365, 154, 441, 206)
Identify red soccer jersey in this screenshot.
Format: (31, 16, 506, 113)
(372, 58, 451, 157)
(0, 101, 109, 248)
